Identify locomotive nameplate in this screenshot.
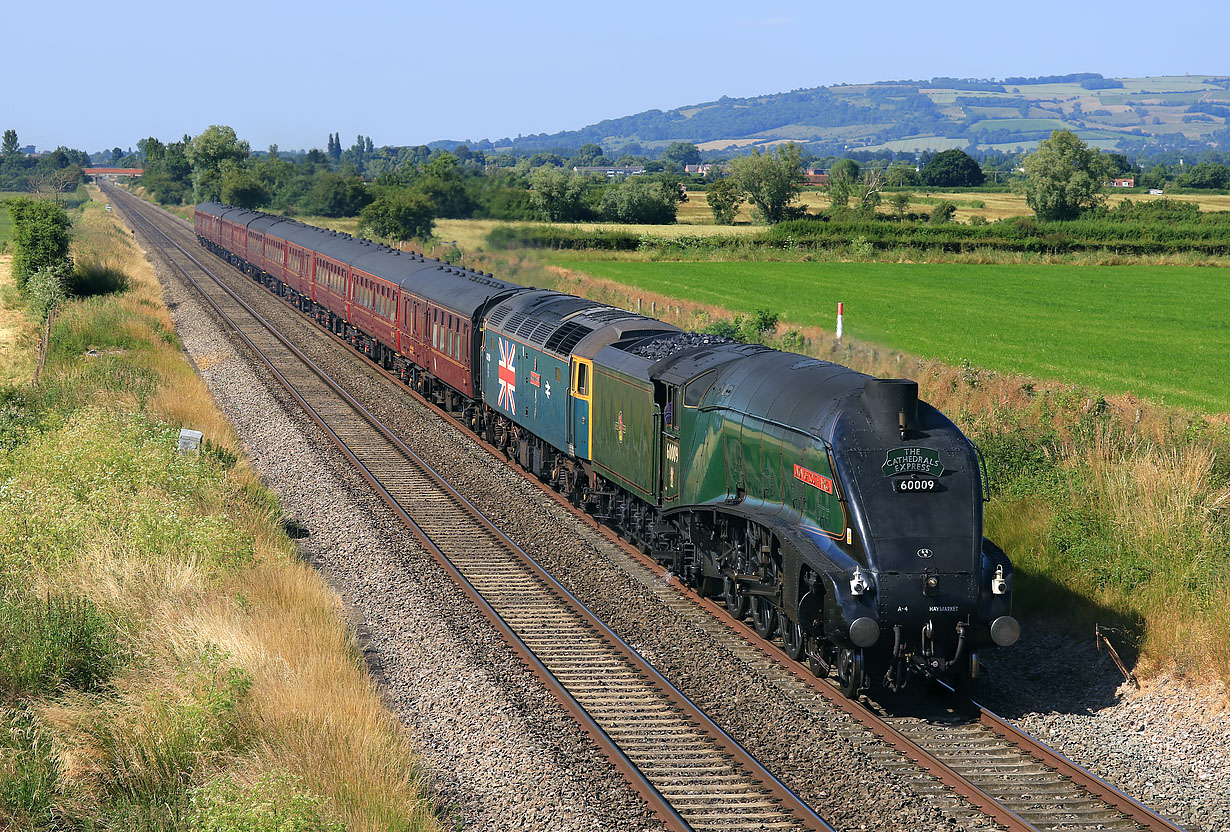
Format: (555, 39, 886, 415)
(881, 447, 944, 478)
(793, 463, 834, 494)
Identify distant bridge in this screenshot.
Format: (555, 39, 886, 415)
(83, 167, 143, 180)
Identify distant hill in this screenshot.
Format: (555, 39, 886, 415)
(461, 74, 1230, 157)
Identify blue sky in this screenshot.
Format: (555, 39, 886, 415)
(5, 0, 1227, 153)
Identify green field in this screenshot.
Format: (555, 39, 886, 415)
(0, 195, 15, 245)
(554, 259, 1230, 412)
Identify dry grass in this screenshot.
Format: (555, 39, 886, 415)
(0, 254, 38, 385)
(0, 189, 439, 829)
(679, 188, 1230, 225)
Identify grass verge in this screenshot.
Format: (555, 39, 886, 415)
(0, 189, 439, 830)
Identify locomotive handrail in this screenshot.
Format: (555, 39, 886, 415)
(697, 403, 837, 451)
(968, 437, 991, 502)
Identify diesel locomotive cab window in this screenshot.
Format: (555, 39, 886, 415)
(575, 363, 588, 395)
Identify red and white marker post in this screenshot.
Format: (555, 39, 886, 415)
(836, 302, 844, 341)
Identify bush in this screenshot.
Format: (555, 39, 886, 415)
(24, 261, 70, 321)
(701, 309, 779, 344)
(486, 225, 641, 251)
(359, 188, 434, 241)
(929, 201, 957, 224)
(599, 177, 686, 224)
(6, 197, 72, 290)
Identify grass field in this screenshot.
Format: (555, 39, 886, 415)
(552, 259, 1230, 412)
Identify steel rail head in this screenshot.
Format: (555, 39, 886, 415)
(115, 188, 833, 832)
(127, 185, 1178, 832)
(971, 698, 1186, 832)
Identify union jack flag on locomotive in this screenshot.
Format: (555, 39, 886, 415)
(497, 338, 516, 412)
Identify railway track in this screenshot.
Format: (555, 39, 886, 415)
(109, 187, 831, 832)
(109, 187, 1189, 832)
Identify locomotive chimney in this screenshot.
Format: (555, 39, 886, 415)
(863, 378, 918, 437)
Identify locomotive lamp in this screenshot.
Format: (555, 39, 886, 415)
(924, 574, 940, 596)
(991, 564, 1008, 595)
(850, 568, 872, 596)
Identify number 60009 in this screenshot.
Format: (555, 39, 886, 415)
(895, 478, 936, 492)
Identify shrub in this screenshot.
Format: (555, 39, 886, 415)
(6, 197, 73, 290)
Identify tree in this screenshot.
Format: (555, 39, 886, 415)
(662, 141, 701, 170)
(303, 172, 371, 217)
(6, 197, 73, 290)
(885, 162, 919, 186)
(220, 168, 270, 209)
(360, 188, 434, 241)
(1019, 130, 1114, 220)
(1177, 162, 1230, 189)
(188, 125, 250, 202)
(830, 158, 860, 182)
(919, 149, 985, 187)
(27, 167, 80, 204)
(1139, 164, 1169, 191)
(599, 176, 687, 224)
(929, 201, 957, 224)
(727, 144, 804, 224)
(2, 129, 18, 157)
(706, 177, 742, 225)
(529, 166, 587, 222)
(826, 159, 859, 210)
(577, 143, 604, 159)
(888, 191, 912, 221)
(415, 152, 474, 218)
(855, 169, 885, 215)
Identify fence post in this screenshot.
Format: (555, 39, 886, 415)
(32, 308, 55, 386)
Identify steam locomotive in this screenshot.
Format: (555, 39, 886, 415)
(194, 201, 1020, 695)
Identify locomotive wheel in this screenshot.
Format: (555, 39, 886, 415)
(751, 597, 778, 639)
(782, 620, 805, 660)
(723, 577, 749, 620)
(836, 647, 865, 698)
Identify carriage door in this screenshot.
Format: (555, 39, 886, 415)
(568, 357, 592, 459)
(662, 383, 681, 504)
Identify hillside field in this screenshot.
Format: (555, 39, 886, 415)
(551, 259, 1230, 412)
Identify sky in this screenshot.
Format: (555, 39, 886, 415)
(5, 0, 1228, 153)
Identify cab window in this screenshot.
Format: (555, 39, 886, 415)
(685, 371, 716, 407)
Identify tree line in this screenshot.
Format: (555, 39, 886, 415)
(1, 129, 90, 194)
(126, 121, 1224, 246)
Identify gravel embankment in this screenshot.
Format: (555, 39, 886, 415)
(136, 206, 1229, 832)
(978, 621, 1229, 832)
(146, 243, 664, 832)
(155, 230, 991, 832)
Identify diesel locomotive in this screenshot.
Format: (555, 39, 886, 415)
(193, 200, 1020, 695)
